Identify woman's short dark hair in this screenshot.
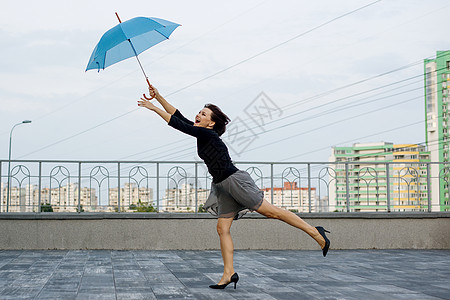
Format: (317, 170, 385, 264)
(204, 104, 230, 136)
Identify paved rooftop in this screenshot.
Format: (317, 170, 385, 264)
(0, 249, 449, 300)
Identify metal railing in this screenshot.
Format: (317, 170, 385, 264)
(1, 160, 449, 213)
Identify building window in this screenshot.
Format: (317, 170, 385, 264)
(447, 61, 450, 70)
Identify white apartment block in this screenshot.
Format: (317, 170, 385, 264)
(109, 183, 154, 212)
(162, 183, 209, 212)
(1, 182, 97, 212)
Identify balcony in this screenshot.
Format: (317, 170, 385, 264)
(1, 160, 449, 298)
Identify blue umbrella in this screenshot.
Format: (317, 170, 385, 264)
(86, 13, 180, 97)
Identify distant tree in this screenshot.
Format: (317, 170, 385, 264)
(77, 205, 85, 213)
(132, 199, 157, 212)
(198, 204, 206, 213)
(41, 203, 53, 212)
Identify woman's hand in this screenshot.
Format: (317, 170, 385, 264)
(142, 84, 160, 100)
(138, 97, 158, 111)
(138, 94, 172, 123)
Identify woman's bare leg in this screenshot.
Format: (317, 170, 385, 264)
(216, 217, 235, 284)
(256, 199, 326, 248)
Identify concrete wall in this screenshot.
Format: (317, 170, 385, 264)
(1, 213, 449, 250)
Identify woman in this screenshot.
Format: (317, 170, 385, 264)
(138, 85, 330, 290)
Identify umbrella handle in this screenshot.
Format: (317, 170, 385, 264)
(142, 77, 153, 100)
(115, 12, 122, 23)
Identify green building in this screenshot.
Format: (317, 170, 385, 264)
(329, 142, 430, 212)
(424, 51, 450, 210)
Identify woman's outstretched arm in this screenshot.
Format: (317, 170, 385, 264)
(146, 85, 176, 115)
(138, 97, 171, 123)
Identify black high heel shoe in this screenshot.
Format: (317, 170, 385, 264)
(315, 226, 330, 257)
(209, 273, 239, 289)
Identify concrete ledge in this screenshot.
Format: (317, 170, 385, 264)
(1, 212, 449, 219)
(1, 213, 449, 250)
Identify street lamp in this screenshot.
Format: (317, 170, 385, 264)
(6, 120, 32, 212)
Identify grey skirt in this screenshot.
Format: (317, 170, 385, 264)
(203, 170, 264, 219)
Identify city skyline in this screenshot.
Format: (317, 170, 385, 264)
(1, 181, 324, 213)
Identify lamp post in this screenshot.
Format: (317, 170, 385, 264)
(6, 120, 32, 212)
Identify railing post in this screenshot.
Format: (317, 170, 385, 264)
(38, 162, 42, 213)
(426, 163, 431, 212)
(0, 162, 2, 212)
(117, 162, 121, 213)
(345, 162, 350, 212)
(6, 160, 10, 212)
(386, 162, 391, 212)
(156, 162, 160, 212)
(78, 162, 81, 213)
(270, 163, 274, 205)
(195, 162, 198, 214)
(308, 163, 312, 213)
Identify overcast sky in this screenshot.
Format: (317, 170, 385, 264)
(1, 0, 449, 164)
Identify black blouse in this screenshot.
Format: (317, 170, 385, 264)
(168, 110, 238, 183)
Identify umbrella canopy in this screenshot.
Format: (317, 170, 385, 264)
(86, 16, 180, 71)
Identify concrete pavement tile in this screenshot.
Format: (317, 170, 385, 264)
(151, 284, 193, 297)
(144, 273, 180, 283)
(115, 287, 154, 293)
(77, 287, 115, 294)
(115, 292, 157, 299)
(84, 267, 113, 275)
(188, 288, 237, 300)
(0, 286, 41, 299)
(79, 276, 114, 288)
(252, 283, 299, 294)
(114, 278, 150, 288)
(37, 290, 78, 299)
(358, 284, 421, 293)
(113, 269, 145, 278)
(388, 293, 443, 300)
(76, 292, 117, 299)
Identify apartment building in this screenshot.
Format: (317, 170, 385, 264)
(262, 182, 317, 212)
(329, 142, 430, 212)
(0, 182, 97, 212)
(425, 51, 450, 210)
(162, 183, 209, 212)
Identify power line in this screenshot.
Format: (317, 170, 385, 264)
(18, 1, 270, 126)
(139, 92, 420, 161)
(128, 59, 450, 161)
(239, 95, 422, 154)
(137, 61, 450, 161)
(238, 77, 424, 137)
(155, 78, 427, 161)
(120, 65, 426, 161)
(17, 0, 382, 159)
(282, 113, 449, 162)
(162, 0, 383, 97)
(18, 109, 137, 158)
(118, 137, 191, 160)
(0, 1, 268, 142)
(166, 94, 423, 161)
